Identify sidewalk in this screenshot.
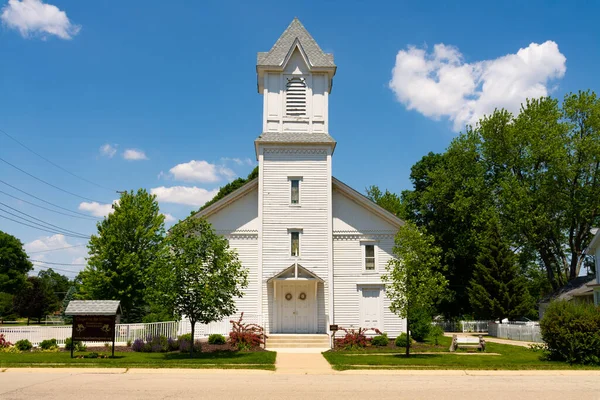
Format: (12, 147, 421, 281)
(275, 352, 334, 374)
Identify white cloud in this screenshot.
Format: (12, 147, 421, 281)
(1, 0, 80, 40)
(99, 144, 117, 158)
(221, 157, 255, 166)
(389, 41, 567, 131)
(151, 186, 219, 207)
(123, 149, 148, 161)
(25, 234, 77, 255)
(162, 213, 176, 223)
(168, 160, 235, 183)
(24, 234, 88, 275)
(78, 200, 117, 217)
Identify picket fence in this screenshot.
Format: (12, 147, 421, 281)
(488, 322, 542, 343)
(0, 314, 260, 347)
(433, 320, 490, 333)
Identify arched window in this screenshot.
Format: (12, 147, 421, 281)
(286, 77, 306, 116)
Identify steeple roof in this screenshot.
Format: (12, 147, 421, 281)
(257, 18, 335, 68)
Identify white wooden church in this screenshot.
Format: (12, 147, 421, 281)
(195, 18, 405, 343)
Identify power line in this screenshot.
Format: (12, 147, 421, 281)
(0, 214, 90, 240)
(0, 179, 101, 220)
(0, 202, 91, 238)
(28, 244, 86, 254)
(0, 127, 117, 192)
(0, 157, 107, 203)
(29, 259, 87, 266)
(31, 265, 80, 275)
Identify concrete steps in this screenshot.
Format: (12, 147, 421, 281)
(266, 334, 330, 349)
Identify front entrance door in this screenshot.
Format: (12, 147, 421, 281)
(278, 281, 313, 333)
(360, 286, 382, 330)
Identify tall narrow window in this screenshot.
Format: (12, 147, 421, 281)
(364, 244, 375, 271)
(291, 179, 300, 204)
(291, 231, 300, 257)
(286, 77, 306, 116)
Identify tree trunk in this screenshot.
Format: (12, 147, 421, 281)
(27, 317, 30, 326)
(405, 310, 410, 357)
(190, 319, 195, 359)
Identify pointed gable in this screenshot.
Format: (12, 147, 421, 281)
(257, 18, 335, 68)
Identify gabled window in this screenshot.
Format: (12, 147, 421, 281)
(363, 243, 376, 271)
(291, 231, 300, 257)
(286, 77, 306, 116)
(290, 178, 300, 204)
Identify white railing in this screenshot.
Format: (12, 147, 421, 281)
(488, 322, 543, 343)
(0, 314, 261, 346)
(433, 320, 490, 333)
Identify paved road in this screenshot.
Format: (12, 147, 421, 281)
(1, 369, 599, 400)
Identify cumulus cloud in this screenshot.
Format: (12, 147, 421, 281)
(168, 160, 235, 183)
(1, 0, 80, 40)
(24, 234, 79, 255)
(78, 200, 118, 217)
(389, 41, 567, 131)
(162, 213, 176, 223)
(24, 234, 88, 275)
(151, 186, 219, 207)
(123, 149, 148, 161)
(221, 157, 255, 166)
(99, 144, 117, 158)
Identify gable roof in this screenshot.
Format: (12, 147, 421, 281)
(65, 300, 122, 316)
(257, 18, 335, 68)
(267, 264, 324, 282)
(585, 227, 600, 254)
(539, 275, 596, 303)
(193, 178, 258, 219)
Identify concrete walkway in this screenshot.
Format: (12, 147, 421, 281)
(275, 352, 333, 374)
(444, 333, 536, 348)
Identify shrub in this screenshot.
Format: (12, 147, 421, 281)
(65, 337, 86, 352)
(131, 338, 145, 352)
(540, 300, 600, 365)
(127, 339, 132, 347)
(0, 345, 20, 353)
(177, 334, 201, 353)
(208, 334, 226, 345)
(0, 333, 12, 348)
(167, 337, 178, 351)
(409, 308, 432, 342)
(229, 313, 266, 351)
(40, 339, 58, 350)
(148, 335, 169, 352)
(395, 333, 409, 347)
(334, 327, 381, 350)
(15, 339, 33, 351)
(429, 325, 445, 345)
(371, 333, 389, 347)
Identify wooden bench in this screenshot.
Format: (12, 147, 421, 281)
(449, 334, 486, 352)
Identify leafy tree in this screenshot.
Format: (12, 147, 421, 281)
(147, 217, 248, 357)
(38, 268, 71, 314)
(0, 230, 32, 294)
(468, 224, 533, 320)
(0, 292, 15, 323)
(13, 276, 54, 324)
(383, 222, 447, 356)
(78, 189, 165, 322)
(198, 166, 258, 213)
(365, 185, 403, 217)
(61, 286, 77, 324)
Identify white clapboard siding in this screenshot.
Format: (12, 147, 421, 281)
(261, 148, 331, 333)
(227, 235, 259, 316)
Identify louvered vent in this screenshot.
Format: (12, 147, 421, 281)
(286, 77, 307, 116)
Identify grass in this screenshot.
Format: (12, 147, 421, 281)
(0, 350, 276, 370)
(323, 336, 600, 371)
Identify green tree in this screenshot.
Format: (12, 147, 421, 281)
(0, 230, 32, 294)
(147, 217, 248, 357)
(383, 222, 447, 356)
(0, 292, 15, 323)
(13, 276, 54, 324)
(197, 166, 258, 213)
(365, 185, 403, 217)
(60, 286, 77, 324)
(78, 189, 165, 322)
(38, 268, 71, 314)
(468, 225, 533, 320)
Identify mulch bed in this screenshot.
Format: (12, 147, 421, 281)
(73, 342, 267, 354)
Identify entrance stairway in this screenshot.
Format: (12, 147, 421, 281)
(266, 334, 330, 349)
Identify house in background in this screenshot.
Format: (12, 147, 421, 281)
(584, 228, 600, 306)
(192, 19, 404, 343)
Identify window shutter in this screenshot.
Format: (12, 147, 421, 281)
(286, 77, 306, 116)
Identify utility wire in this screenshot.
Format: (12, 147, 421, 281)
(28, 244, 86, 254)
(0, 214, 90, 239)
(0, 157, 107, 203)
(0, 127, 117, 192)
(0, 179, 101, 220)
(29, 259, 87, 266)
(31, 265, 80, 275)
(0, 202, 91, 238)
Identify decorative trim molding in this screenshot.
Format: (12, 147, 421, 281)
(264, 148, 328, 155)
(219, 230, 259, 240)
(333, 231, 395, 241)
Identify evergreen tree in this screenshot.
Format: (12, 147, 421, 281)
(468, 226, 533, 320)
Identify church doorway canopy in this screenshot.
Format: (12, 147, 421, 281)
(267, 263, 324, 283)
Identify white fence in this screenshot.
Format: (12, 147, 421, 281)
(488, 322, 543, 343)
(433, 320, 490, 333)
(0, 314, 260, 346)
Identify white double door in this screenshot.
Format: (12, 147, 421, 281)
(279, 281, 314, 333)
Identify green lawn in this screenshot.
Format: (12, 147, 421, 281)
(323, 336, 600, 370)
(0, 350, 276, 370)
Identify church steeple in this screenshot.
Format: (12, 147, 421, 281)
(256, 18, 336, 147)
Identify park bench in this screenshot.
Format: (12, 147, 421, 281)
(449, 334, 486, 352)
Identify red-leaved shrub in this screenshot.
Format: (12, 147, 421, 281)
(229, 313, 266, 351)
(334, 327, 381, 350)
(0, 334, 12, 348)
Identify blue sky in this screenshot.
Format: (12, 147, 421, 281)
(1, 0, 599, 276)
